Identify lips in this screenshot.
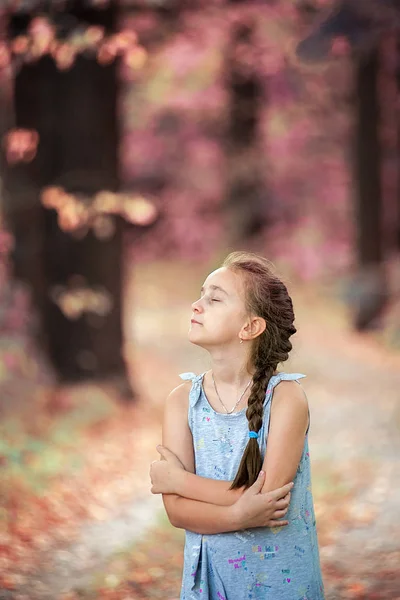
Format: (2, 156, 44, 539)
(191, 319, 202, 325)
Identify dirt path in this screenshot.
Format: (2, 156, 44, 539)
(292, 295, 400, 599)
(129, 267, 400, 599)
(4, 262, 400, 599)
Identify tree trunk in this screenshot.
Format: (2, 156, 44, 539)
(352, 48, 388, 330)
(224, 19, 270, 245)
(3, 5, 132, 394)
(397, 41, 400, 251)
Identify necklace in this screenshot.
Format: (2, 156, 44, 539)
(211, 372, 253, 414)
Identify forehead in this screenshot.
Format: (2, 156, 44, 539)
(203, 267, 244, 294)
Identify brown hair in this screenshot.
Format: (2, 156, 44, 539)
(223, 251, 297, 490)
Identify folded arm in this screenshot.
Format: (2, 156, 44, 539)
(259, 380, 309, 493)
(176, 471, 244, 506)
(158, 379, 308, 532)
(162, 494, 241, 534)
(159, 382, 242, 533)
(168, 379, 309, 503)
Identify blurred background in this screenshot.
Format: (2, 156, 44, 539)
(0, 0, 400, 598)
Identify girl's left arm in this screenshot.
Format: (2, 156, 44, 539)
(259, 380, 309, 493)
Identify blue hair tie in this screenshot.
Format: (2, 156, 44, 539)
(249, 431, 259, 439)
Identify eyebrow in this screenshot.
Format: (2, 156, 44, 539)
(200, 284, 229, 296)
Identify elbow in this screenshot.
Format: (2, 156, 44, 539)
(170, 515, 182, 529)
(162, 494, 182, 528)
(168, 511, 181, 529)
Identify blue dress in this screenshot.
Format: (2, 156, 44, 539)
(178, 371, 325, 600)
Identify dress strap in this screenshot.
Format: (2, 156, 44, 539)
(179, 372, 205, 408)
(265, 372, 306, 403)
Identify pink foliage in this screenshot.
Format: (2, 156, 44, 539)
(0, 1, 362, 275)
(119, 1, 355, 272)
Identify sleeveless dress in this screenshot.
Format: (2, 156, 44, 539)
(178, 371, 325, 600)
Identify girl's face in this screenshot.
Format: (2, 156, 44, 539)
(189, 267, 248, 349)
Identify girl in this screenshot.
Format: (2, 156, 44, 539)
(150, 251, 325, 600)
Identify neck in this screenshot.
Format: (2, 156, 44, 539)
(207, 346, 254, 387)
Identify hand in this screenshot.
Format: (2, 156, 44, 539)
(232, 471, 293, 529)
(149, 445, 186, 495)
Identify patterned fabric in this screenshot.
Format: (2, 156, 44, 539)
(178, 371, 325, 600)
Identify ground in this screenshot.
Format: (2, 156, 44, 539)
(0, 260, 399, 600)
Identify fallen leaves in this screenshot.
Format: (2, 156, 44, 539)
(0, 377, 162, 595)
(1, 261, 400, 599)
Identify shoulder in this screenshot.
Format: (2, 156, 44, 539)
(271, 379, 309, 418)
(165, 381, 192, 412)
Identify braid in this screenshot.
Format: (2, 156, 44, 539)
(229, 363, 273, 490)
(224, 252, 297, 490)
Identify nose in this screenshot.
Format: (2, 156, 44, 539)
(191, 298, 203, 313)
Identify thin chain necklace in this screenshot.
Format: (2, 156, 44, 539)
(211, 372, 253, 414)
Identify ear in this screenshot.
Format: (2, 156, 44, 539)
(240, 316, 266, 341)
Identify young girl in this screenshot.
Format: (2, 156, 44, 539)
(150, 251, 325, 600)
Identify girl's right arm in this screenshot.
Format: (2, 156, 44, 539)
(159, 384, 292, 534)
(160, 383, 239, 533)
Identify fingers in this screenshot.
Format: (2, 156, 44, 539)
(272, 509, 288, 518)
(270, 482, 294, 500)
(277, 492, 291, 506)
(267, 519, 288, 528)
(156, 445, 171, 458)
(275, 497, 290, 510)
(248, 470, 266, 494)
(156, 445, 182, 464)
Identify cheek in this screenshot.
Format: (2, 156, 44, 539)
(213, 309, 242, 330)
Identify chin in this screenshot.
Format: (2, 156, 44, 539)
(188, 329, 207, 348)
